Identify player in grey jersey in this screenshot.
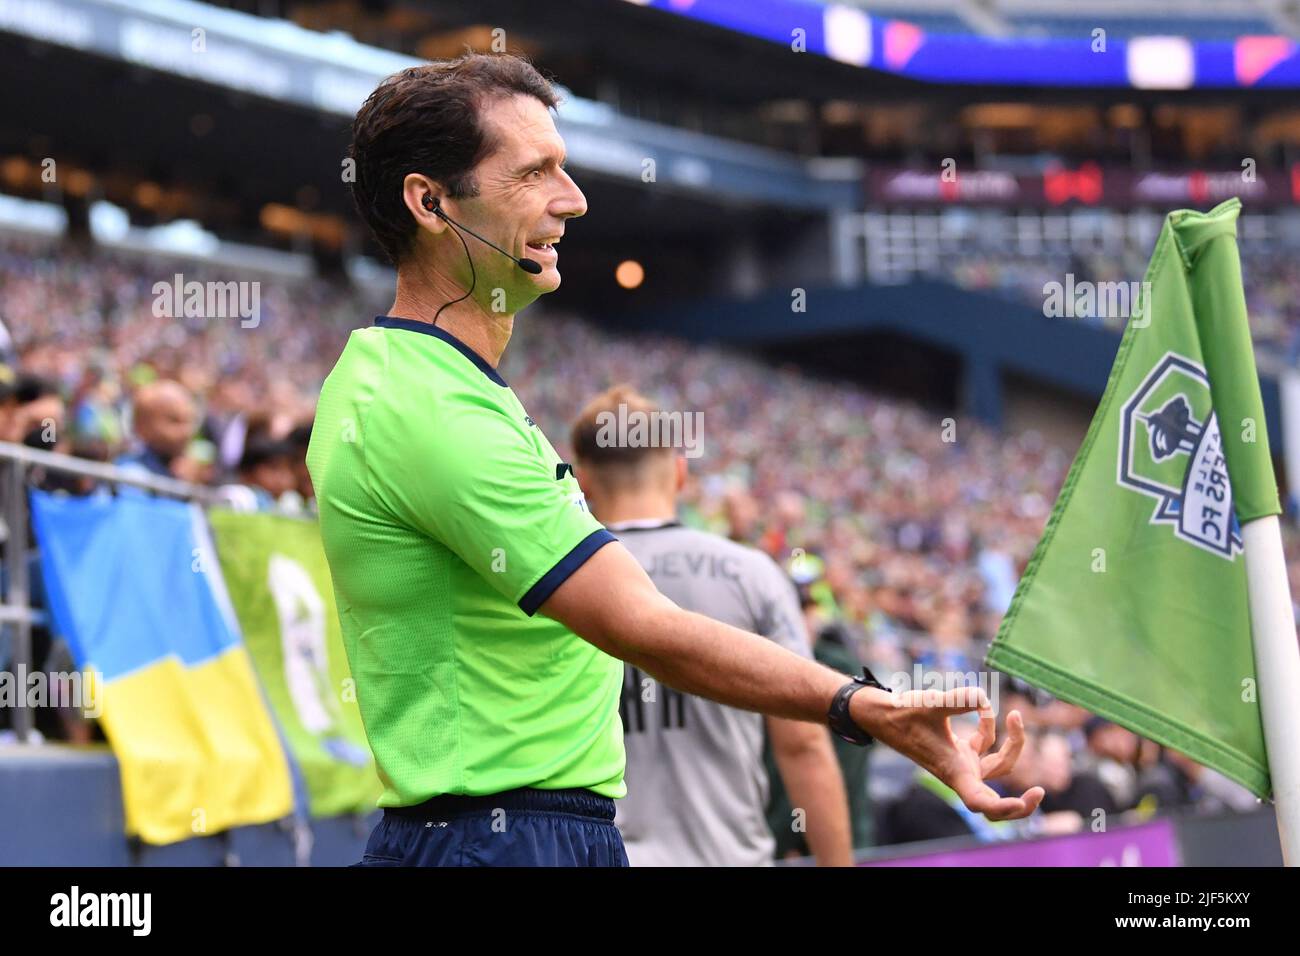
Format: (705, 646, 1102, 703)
(570, 386, 852, 866)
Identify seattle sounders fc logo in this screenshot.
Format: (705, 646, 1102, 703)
(1117, 351, 1242, 560)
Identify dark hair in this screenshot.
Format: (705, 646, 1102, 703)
(570, 383, 673, 470)
(286, 422, 312, 451)
(349, 52, 559, 264)
(239, 437, 294, 474)
(14, 373, 60, 405)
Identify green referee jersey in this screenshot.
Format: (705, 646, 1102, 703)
(307, 316, 624, 807)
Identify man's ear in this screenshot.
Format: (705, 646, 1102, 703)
(402, 173, 448, 234)
(674, 455, 688, 491)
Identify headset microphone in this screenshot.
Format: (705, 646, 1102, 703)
(423, 196, 543, 275)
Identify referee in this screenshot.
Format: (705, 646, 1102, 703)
(308, 52, 1043, 867)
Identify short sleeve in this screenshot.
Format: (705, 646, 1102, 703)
(367, 386, 613, 615)
(746, 554, 813, 658)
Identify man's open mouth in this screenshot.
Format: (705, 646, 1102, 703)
(525, 237, 561, 256)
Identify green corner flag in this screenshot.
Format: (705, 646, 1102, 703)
(986, 198, 1282, 799)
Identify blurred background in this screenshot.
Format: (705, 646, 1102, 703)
(1, 0, 1298, 865)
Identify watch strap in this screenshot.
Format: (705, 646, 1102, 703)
(827, 666, 889, 746)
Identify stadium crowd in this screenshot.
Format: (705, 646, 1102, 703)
(942, 242, 1300, 362)
(0, 233, 1279, 853)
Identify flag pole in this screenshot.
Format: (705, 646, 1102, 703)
(1242, 514, 1300, 865)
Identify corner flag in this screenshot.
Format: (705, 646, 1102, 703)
(987, 199, 1287, 803)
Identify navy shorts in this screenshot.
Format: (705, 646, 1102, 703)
(357, 787, 629, 867)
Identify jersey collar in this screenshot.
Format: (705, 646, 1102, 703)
(374, 316, 508, 387)
(604, 518, 683, 532)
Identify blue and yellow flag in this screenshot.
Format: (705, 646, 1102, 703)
(31, 490, 294, 844)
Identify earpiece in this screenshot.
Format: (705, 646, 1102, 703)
(421, 189, 545, 324)
(423, 197, 542, 277)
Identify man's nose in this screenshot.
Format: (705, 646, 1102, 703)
(553, 167, 587, 219)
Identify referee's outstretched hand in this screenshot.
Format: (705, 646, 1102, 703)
(865, 686, 1045, 822)
(544, 541, 1045, 823)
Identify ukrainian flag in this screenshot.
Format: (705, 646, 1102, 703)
(31, 489, 294, 844)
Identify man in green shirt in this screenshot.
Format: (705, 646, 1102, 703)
(309, 52, 1043, 867)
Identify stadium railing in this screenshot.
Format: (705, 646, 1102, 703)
(0, 441, 216, 743)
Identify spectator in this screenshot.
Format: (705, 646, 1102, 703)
(116, 379, 197, 479)
(284, 422, 316, 511)
(216, 437, 297, 512)
(5, 374, 64, 449)
(1037, 731, 1119, 823)
(1078, 717, 1140, 812)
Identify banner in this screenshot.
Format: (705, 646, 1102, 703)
(869, 165, 1297, 207)
(987, 198, 1279, 798)
(208, 509, 379, 817)
(864, 819, 1179, 867)
(30, 490, 294, 844)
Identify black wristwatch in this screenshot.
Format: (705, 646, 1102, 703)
(827, 666, 890, 746)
